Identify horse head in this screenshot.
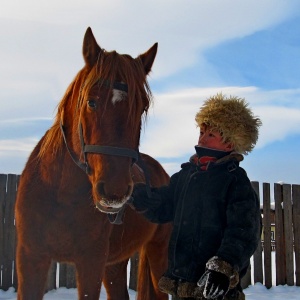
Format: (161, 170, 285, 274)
(59, 28, 157, 214)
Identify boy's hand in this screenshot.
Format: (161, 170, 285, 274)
(131, 183, 160, 212)
(197, 270, 229, 299)
(130, 183, 149, 211)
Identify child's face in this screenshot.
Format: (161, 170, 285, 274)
(198, 124, 234, 152)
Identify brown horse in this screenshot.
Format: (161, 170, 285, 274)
(15, 27, 171, 300)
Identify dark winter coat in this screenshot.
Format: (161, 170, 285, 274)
(132, 153, 261, 283)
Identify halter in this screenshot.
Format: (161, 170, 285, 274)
(60, 80, 138, 174)
(60, 79, 151, 224)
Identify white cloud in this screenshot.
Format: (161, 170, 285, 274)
(0, 0, 299, 125)
(140, 86, 300, 158)
(1, 86, 299, 176)
(0, 138, 38, 153)
(1, 0, 299, 80)
(256, 106, 300, 146)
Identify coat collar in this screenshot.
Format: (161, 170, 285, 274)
(190, 146, 243, 171)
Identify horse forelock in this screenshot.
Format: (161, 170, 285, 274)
(38, 49, 153, 158)
(81, 50, 153, 113)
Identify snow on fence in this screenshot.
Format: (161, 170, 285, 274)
(0, 174, 300, 295)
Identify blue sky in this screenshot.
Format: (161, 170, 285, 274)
(0, 0, 300, 190)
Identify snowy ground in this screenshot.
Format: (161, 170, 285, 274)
(1, 284, 300, 299)
(1, 252, 299, 299)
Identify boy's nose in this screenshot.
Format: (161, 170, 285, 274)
(198, 133, 207, 144)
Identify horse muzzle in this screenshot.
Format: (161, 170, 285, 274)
(95, 196, 130, 214)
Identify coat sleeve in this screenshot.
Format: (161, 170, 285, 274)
(132, 170, 181, 223)
(216, 169, 262, 272)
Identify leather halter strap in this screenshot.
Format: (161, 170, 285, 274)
(60, 122, 138, 174)
(78, 123, 138, 174)
(79, 123, 138, 164)
(60, 122, 88, 172)
(84, 145, 138, 159)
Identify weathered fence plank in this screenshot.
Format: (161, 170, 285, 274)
(253, 239, 263, 285)
(240, 265, 251, 289)
(282, 184, 294, 286)
(252, 181, 263, 284)
(0, 174, 7, 290)
(262, 182, 272, 288)
(292, 185, 300, 286)
(129, 252, 139, 290)
(59, 263, 76, 288)
(274, 183, 286, 285)
(46, 261, 57, 292)
(2, 174, 18, 290)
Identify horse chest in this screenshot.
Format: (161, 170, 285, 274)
(44, 203, 112, 251)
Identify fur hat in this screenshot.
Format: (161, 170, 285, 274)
(195, 93, 262, 155)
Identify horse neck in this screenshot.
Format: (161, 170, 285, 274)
(37, 126, 90, 191)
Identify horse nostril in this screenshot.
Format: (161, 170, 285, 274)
(96, 182, 106, 198)
(95, 181, 132, 201)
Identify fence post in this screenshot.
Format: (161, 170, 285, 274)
(241, 265, 251, 289)
(46, 261, 57, 292)
(2, 174, 18, 290)
(292, 185, 300, 286)
(129, 252, 139, 290)
(274, 183, 286, 285)
(262, 182, 272, 288)
(0, 174, 7, 290)
(59, 262, 76, 288)
(251, 181, 263, 284)
(282, 184, 294, 286)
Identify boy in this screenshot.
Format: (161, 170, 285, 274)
(132, 93, 262, 300)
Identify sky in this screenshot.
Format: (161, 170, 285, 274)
(0, 0, 300, 191)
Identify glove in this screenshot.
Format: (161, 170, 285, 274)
(197, 270, 230, 300)
(131, 183, 161, 212)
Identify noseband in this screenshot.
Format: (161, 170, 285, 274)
(61, 122, 138, 174)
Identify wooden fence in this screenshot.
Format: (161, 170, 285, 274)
(1, 174, 300, 296)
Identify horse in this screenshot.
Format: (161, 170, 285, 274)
(15, 27, 172, 300)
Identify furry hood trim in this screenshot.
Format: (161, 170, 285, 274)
(195, 93, 262, 154)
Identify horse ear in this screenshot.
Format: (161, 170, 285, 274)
(137, 43, 158, 75)
(83, 27, 102, 67)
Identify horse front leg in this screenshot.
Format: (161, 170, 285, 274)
(75, 248, 110, 300)
(103, 259, 130, 300)
(137, 224, 171, 300)
(16, 246, 51, 300)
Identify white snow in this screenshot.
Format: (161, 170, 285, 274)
(1, 284, 300, 299)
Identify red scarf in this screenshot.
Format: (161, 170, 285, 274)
(191, 154, 218, 170)
(191, 146, 233, 171)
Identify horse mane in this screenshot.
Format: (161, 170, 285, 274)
(38, 49, 153, 158)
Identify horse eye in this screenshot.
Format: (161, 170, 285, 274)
(87, 100, 97, 109)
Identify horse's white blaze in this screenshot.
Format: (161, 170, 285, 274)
(112, 89, 127, 104)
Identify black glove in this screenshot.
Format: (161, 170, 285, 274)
(197, 270, 230, 300)
(131, 183, 161, 212)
